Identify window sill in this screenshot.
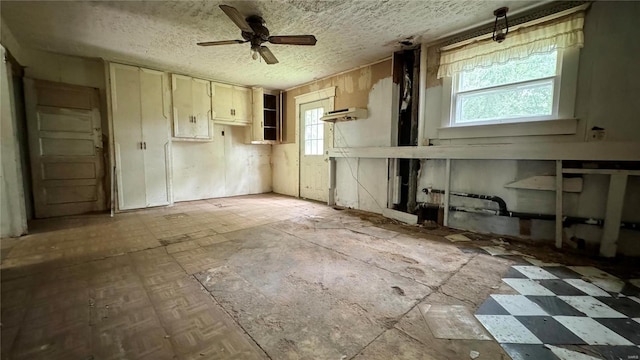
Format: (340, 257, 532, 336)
(437, 118, 578, 140)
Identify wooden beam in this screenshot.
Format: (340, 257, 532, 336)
(555, 160, 563, 249)
(599, 174, 628, 258)
(444, 159, 451, 227)
(328, 158, 336, 206)
(328, 142, 640, 161)
(563, 168, 640, 176)
(382, 208, 418, 225)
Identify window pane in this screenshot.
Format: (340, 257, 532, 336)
(457, 80, 554, 123)
(311, 124, 317, 139)
(303, 107, 324, 155)
(305, 110, 312, 125)
(459, 51, 557, 92)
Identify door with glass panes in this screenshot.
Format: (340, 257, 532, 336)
(299, 99, 332, 202)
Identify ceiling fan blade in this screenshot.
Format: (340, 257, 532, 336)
(258, 46, 279, 65)
(268, 35, 317, 46)
(219, 5, 253, 33)
(197, 40, 247, 46)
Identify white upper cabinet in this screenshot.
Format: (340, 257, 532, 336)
(211, 82, 234, 122)
(249, 87, 280, 144)
(171, 74, 212, 139)
(232, 86, 252, 124)
(211, 82, 252, 125)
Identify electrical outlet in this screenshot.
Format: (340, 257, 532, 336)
(589, 128, 606, 141)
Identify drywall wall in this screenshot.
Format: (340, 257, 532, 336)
(418, 2, 640, 255)
(1, 45, 28, 237)
(273, 60, 392, 214)
(171, 125, 272, 202)
(333, 76, 393, 213)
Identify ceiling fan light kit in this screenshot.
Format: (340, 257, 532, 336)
(197, 4, 317, 64)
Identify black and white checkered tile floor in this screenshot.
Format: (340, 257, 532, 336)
(475, 263, 640, 360)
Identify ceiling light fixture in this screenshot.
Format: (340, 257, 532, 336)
(492, 7, 509, 43)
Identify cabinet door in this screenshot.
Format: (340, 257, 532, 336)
(251, 87, 264, 141)
(172, 74, 195, 137)
(140, 68, 170, 206)
(192, 78, 212, 139)
(233, 86, 252, 124)
(211, 82, 234, 122)
(111, 64, 146, 210)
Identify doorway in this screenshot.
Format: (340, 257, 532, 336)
(24, 79, 106, 218)
(299, 98, 332, 202)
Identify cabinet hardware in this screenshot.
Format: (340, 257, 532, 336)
(143, 142, 147, 150)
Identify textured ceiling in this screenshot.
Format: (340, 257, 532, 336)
(1, 0, 543, 89)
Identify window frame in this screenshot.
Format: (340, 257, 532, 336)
(440, 47, 580, 133)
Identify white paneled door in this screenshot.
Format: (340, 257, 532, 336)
(24, 79, 106, 218)
(299, 99, 332, 202)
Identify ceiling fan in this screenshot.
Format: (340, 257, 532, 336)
(197, 5, 317, 65)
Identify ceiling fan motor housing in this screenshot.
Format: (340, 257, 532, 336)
(243, 15, 270, 48)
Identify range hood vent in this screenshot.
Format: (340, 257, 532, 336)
(320, 108, 367, 122)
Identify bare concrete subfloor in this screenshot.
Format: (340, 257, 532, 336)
(0, 194, 631, 359)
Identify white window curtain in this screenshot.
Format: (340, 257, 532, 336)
(437, 7, 587, 79)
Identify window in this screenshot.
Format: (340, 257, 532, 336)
(452, 50, 560, 125)
(304, 107, 324, 155)
(437, 8, 587, 131)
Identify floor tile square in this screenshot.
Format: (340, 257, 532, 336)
(538, 279, 588, 296)
(491, 295, 549, 316)
(475, 297, 510, 315)
(515, 316, 586, 345)
(558, 296, 626, 318)
(420, 304, 492, 340)
(513, 266, 559, 280)
(564, 279, 612, 297)
(545, 345, 602, 360)
(503, 278, 556, 296)
(620, 283, 640, 297)
(588, 345, 640, 360)
(569, 267, 625, 293)
(500, 343, 560, 360)
(541, 266, 583, 279)
(596, 318, 640, 344)
(554, 316, 634, 346)
(524, 258, 563, 267)
(475, 315, 542, 344)
(504, 267, 529, 279)
(526, 296, 587, 316)
(595, 296, 640, 318)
